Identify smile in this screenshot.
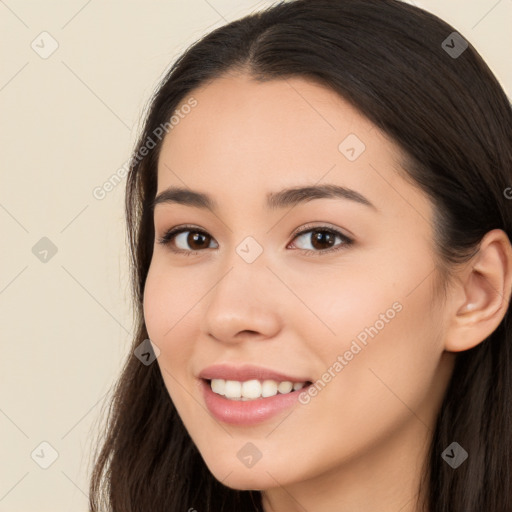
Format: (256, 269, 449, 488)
(209, 378, 308, 400)
(200, 379, 313, 425)
(198, 364, 313, 424)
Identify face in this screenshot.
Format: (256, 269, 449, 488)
(143, 74, 455, 493)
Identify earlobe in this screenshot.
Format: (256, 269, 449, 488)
(444, 229, 512, 353)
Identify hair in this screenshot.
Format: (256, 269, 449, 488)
(88, 0, 512, 510)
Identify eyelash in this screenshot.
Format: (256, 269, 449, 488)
(157, 223, 354, 257)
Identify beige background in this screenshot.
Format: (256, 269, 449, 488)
(1, 1, 510, 510)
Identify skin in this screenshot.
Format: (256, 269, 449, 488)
(143, 73, 512, 512)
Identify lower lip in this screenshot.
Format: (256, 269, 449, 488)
(200, 379, 309, 425)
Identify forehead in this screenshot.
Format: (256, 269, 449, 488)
(165, 74, 378, 160)
(155, 74, 427, 222)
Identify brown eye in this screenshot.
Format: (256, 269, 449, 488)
(309, 230, 336, 250)
(158, 227, 218, 253)
(158, 224, 353, 256)
(182, 231, 211, 250)
(290, 226, 353, 254)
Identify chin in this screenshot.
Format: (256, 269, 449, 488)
(205, 461, 281, 491)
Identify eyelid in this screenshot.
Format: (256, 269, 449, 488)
(290, 221, 353, 240)
(288, 223, 354, 255)
(156, 224, 214, 247)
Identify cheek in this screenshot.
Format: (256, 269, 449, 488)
(336, 276, 442, 417)
(289, 258, 401, 365)
(142, 265, 166, 342)
(143, 264, 187, 374)
(269, 283, 444, 480)
(143, 261, 194, 339)
(143, 262, 198, 382)
(301, 249, 444, 425)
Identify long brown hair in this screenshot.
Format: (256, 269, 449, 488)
(88, 1, 512, 510)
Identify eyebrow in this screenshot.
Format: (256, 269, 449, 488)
(151, 184, 377, 212)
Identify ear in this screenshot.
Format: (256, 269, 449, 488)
(444, 229, 512, 352)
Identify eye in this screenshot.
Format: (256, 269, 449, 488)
(157, 223, 354, 256)
(157, 225, 218, 255)
(288, 224, 353, 255)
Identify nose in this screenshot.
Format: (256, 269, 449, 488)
(201, 260, 282, 345)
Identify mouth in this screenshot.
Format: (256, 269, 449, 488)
(204, 378, 313, 401)
(199, 377, 314, 425)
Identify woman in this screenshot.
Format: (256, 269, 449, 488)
(88, 0, 512, 510)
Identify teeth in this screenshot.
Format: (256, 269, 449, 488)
(224, 380, 241, 399)
(278, 381, 293, 394)
(262, 379, 278, 398)
(209, 378, 308, 400)
(242, 379, 262, 399)
(211, 379, 225, 395)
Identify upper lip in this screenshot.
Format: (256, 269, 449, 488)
(199, 364, 311, 383)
